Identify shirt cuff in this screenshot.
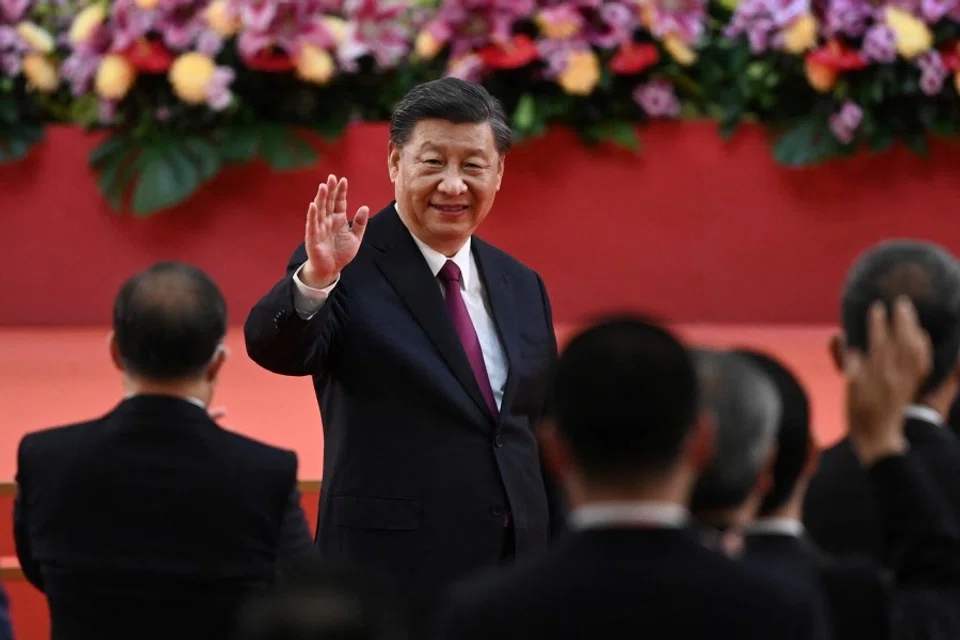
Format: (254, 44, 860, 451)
(292, 262, 339, 320)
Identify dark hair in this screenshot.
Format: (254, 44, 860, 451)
(731, 349, 811, 516)
(236, 557, 408, 640)
(841, 239, 960, 396)
(112, 261, 227, 381)
(389, 77, 512, 154)
(690, 350, 781, 512)
(550, 315, 699, 481)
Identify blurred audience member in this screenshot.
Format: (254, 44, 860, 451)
(805, 240, 960, 558)
(14, 262, 312, 640)
(0, 585, 11, 640)
(436, 316, 818, 640)
(236, 556, 408, 640)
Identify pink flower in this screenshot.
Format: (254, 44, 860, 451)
(828, 100, 863, 143)
(645, 0, 708, 45)
(231, 0, 341, 60)
(424, 0, 535, 59)
(0, 0, 33, 77)
(338, 0, 411, 72)
(633, 79, 681, 118)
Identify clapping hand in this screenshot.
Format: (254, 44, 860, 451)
(300, 174, 370, 289)
(845, 297, 932, 465)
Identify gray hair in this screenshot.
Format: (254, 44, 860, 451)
(690, 349, 782, 511)
(389, 77, 512, 154)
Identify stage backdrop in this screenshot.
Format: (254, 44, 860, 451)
(4, 123, 960, 327)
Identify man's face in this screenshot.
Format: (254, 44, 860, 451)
(388, 119, 504, 256)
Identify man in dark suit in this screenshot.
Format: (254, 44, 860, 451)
(804, 240, 960, 559)
(736, 326, 960, 640)
(437, 317, 818, 640)
(14, 262, 313, 640)
(0, 585, 12, 640)
(245, 78, 563, 598)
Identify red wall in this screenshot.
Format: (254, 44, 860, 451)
(4, 123, 960, 326)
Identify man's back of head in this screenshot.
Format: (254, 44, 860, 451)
(840, 239, 960, 398)
(690, 350, 781, 515)
(547, 316, 701, 486)
(112, 261, 227, 383)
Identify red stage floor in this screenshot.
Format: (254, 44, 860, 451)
(0, 324, 846, 640)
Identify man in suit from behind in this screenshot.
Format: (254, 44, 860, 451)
(14, 262, 313, 640)
(437, 317, 818, 640)
(804, 240, 960, 558)
(0, 584, 12, 640)
(245, 78, 564, 600)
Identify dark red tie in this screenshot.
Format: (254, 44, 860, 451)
(438, 260, 498, 418)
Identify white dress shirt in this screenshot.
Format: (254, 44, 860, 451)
(569, 501, 690, 530)
(743, 517, 805, 538)
(291, 212, 508, 410)
(904, 404, 943, 426)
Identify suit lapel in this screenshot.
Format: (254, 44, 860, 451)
(369, 207, 494, 423)
(473, 239, 520, 419)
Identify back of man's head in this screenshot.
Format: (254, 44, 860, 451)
(731, 349, 812, 517)
(690, 350, 781, 512)
(841, 239, 960, 396)
(112, 262, 227, 381)
(550, 316, 699, 483)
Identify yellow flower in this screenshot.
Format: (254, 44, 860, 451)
(295, 44, 336, 85)
(69, 3, 106, 45)
(169, 52, 216, 104)
(323, 16, 348, 46)
(885, 6, 932, 59)
(204, 0, 240, 37)
(804, 59, 836, 93)
(663, 34, 697, 66)
(638, 1, 654, 29)
(558, 50, 600, 96)
(22, 54, 59, 92)
(782, 14, 818, 54)
(135, 0, 160, 8)
(536, 13, 580, 40)
(95, 54, 136, 100)
(16, 22, 55, 54)
(414, 29, 443, 59)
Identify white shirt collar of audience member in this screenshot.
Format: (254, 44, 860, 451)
(570, 502, 689, 530)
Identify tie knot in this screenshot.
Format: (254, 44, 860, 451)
(438, 260, 462, 284)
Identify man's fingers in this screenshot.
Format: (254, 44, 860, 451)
(313, 183, 328, 222)
(866, 301, 889, 368)
(326, 174, 338, 216)
(336, 177, 348, 215)
(351, 206, 370, 240)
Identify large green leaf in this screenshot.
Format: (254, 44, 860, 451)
(592, 121, 641, 152)
(512, 93, 536, 132)
(181, 137, 222, 181)
(772, 118, 839, 167)
(89, 135, 130, 168)
(131, 141, 203, 216)
(259, 125, 318, 171)
(219, 127, 260, 164)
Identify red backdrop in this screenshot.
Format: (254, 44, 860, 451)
(3, 122, 960, 326)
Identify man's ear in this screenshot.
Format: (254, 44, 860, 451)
(107, 331, 124, 372)
(828, 332, 845, 374)
(388, 142, 400, 183)
(205, 346, 228, 383)
(495, 154, 505, 191)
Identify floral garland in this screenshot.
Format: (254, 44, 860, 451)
(2, 0, 959, 214)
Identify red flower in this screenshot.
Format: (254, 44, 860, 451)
(478, 34, 538, 70)
(807, 40, 868, 71)
(940, 42, 960, 70)
(242, 48, 295, 72)
(610, 42, 659, 75)
(122, 38, 174, 73)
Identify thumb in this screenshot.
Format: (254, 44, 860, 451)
(351, 206, 370, 238)
(844, 351, 864, 379)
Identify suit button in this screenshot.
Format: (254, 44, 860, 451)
(494, 433, 503, 448)
(491, 507, 504, 517)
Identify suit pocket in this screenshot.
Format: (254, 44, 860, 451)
(331, 495, 421, 531)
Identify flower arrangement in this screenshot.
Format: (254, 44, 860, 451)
(3, 0, 960, 215)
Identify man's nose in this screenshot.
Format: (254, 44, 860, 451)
(437, 173, 467, 195)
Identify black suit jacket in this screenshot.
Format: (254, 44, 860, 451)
(751, 455, 960, 639)
(14, 395, 311, 640)
(804, 416, 960, 558)
(245, 204, 563, 596)
(437, 526, 819, 640)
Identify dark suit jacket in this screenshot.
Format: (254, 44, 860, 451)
(0, 585, 11, 640)
(751, 455, 960, 640)
(14, 395, 311, 640)
(804, 415, 960, 559)
(245, 204, 563, 596)
(437, 526, 819, 640)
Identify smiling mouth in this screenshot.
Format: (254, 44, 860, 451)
(430, 203, 469, 215)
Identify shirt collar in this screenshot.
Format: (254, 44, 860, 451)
(569, 501, 689, 531)
(744, 517, 805, 538)
(905, 404, 943, 426)
(395, 202, 473, 290)
(123, 393, 206, 409)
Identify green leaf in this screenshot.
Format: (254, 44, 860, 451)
(903, 132, 928, 156)
(219, 127, 260, 164)
(314, 103, 352, 140)
(773, 118, 838, 167)
(181, 137, 222, 181)
(512, 93, 536, 132)
(97, 148, 140, 211)
(131, 141, 202, 216)
(259, 126, 318, 172)
(89, 135, 130, 168)
(594, 121, 641, 152)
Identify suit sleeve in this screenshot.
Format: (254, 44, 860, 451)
(14, 438, 43, 591)
(244, 244, 350, 376)
(278, 486, 315, 560)
(866, 453, 960, 637)
(536, 275, 568, 537)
